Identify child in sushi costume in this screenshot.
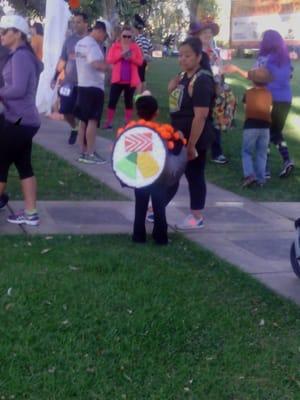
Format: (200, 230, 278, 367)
(130, 94, 185, 245)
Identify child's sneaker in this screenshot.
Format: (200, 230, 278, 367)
(0, 193, 9, 209)
(68, 129, 78, 145)
(7, 210, 40, 226)
(175, 214, 204, 231)
(242, 176, 256, 188)
(211, 154, 228, 165)
(146, 212, 154, 223)
(265, 170, 271, 180)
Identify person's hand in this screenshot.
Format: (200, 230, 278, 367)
(50, 79, 56, 90)
(187, 143, 198, 161)
(122, 49, 131, 58)
(168, 75, 180, 92)
(221, 64, 238, 74)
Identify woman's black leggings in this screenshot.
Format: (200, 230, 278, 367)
(270, 102, 291, 145)
(269, 102, 291, 162)
(133, 181, 179, 244)
(185, 150, 206, 210)
(108, 83, 136, 110)
(0, 121, 39, 182)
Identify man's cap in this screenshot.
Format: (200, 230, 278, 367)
(93, 19, 111, 39)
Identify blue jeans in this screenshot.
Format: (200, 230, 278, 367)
(242, 128, 270, 183)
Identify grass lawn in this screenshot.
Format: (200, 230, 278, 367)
(100, 57, 300, 201)
(6, 144, 124, 201)
(1, 234, 300, 399)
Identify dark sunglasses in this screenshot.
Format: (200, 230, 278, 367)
(122, 35, 132, 39)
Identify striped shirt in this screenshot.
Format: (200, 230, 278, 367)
(135, 34, 153, 58)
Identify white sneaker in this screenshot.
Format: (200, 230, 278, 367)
(83, 152, 106, 165)
(146, 212, 154, 223)
(175, 214, 204, 231)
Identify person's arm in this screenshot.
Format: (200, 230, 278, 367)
(222, 63, 248, 79)
(222, 63, 272, 82)
(129, 44, 143, 66)
(106, 43, 123, 64)
(88, 44, 107, 72)
(0, 51, 32, 99)
(187, 107, 209, 160)
(51, 40, 68, 88)
(90, 60, 107, 71)
(187, 75, 214, 160)
(144, 39, 153, 62)
(168, 75, 180, 93)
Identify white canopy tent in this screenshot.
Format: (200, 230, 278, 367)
(36, 0, 71, 114)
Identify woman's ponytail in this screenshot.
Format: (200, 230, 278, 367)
(200, 51, 212, 73)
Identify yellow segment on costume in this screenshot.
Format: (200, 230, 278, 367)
(137, 152, 160, 178)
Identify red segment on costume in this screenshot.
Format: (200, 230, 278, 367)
(125, 132, 153, 152)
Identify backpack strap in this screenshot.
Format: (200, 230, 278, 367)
(188, 69, 213, 97)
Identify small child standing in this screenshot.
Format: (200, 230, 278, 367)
(242, 81, 272, 187)
(132, 95, 184, 245)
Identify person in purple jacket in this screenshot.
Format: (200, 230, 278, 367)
(223, 30, 294, 178)
(0, 15, 43, 225)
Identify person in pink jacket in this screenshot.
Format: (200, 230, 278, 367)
(103, 26, 143, 129)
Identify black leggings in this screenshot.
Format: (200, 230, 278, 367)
(108, 83, 135, 110)
(133, 182, 179, 244)
(270, 102, 291, 145)
(185, 150, 206, 210)
(0, 121, 39, 182)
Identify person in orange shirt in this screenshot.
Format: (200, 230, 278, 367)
(241, 81, 272, 188)
(30, 22, 43, 61)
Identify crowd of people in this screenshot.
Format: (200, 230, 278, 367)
(0, 10, 295, 244)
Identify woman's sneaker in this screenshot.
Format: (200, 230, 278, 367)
(7, 210, 40, 226)
(77, 153, 86, 163)
(279, 160, 294, 178)
(175, 214, 204, 230)
(83, 152, 106, 164)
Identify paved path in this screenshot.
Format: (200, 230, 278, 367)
(2, 116, 300, 304)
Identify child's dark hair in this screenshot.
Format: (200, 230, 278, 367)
(136, 95, 158, 121)
(180, 37, 212, 73)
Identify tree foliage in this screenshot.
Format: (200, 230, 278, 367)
(7, 0, 46, 16)
(7, 0, 218, 27)
(187, 0, 218, 21)
(7, 0, 103, 19)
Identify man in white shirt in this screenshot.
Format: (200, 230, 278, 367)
(75, 21, 108, 164)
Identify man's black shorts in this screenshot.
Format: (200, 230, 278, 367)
(59, 85, 78, 115)
(138, 60, 147, 83)
(75, 86, 104, 125)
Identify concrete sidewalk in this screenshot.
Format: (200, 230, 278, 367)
(6, 116, 296, 305)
